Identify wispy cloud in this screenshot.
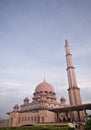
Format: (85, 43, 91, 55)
(72, 43, 91, 58)
(0, 0, 91, 119)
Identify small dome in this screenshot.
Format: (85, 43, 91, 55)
(24, 97, 29, 101)
(60, 97, 66, 101)
(14, 104, 19, 108)
(35, 81, 55, 93)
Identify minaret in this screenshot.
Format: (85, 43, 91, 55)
(65, 40, 85, 121)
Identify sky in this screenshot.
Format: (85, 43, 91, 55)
(0, 0, 91, 119)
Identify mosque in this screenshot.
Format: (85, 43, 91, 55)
(7, 40, 91, 127)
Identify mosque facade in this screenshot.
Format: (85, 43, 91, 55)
(7, 40, 86, 126)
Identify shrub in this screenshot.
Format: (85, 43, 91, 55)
(0, 126, 75, 130)
(85, 118, 91, 130)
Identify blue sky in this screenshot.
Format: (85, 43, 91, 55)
(0, 0, 91, 119)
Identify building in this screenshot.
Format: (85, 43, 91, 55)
(8, 80, 70, 126)
(0, 119, 9, 127)
(65, 40, 85, 121)
(7, 40, 87, 126)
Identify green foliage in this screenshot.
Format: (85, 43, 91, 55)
(85, 118, 91, 130)
(0, 126, 75, 130)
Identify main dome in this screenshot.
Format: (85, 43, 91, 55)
(35, 81, 55, 93)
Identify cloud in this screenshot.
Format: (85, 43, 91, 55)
(81, 88, 91, 104)
(72, 43, 91, 59)
(0, 0, 91, 119)
(0, 82, 34, 119)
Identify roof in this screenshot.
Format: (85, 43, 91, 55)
(49, 103, 91, 113)
(35, 81, 55, 93)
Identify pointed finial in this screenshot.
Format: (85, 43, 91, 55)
(65, 39, 69, 46)
(44, 75, 46, 82)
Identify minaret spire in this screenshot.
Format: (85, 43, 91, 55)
(65, 39, 69, 46)
(44, 75, 46, 82)
(65, 39, 78, 89)
(65, 40, 85, 121)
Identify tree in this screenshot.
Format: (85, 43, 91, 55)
(85, 118, 91, 130)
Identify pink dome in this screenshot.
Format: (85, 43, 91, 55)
(60, 97, 66, 101)
(24, 97, 29, 101)
(14, 104, 19, 108)
(35, 81, 55, 93)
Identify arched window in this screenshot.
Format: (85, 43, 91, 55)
(31, 116, 33, 121)
(63, 117, 66, 122)
(34, 116, 36, 121)
(28, 116, 30, 120)
(42, 117, 44, 123)
(10, 118, 13, 126)
(38, 116, 40, 123)
(18, 117, 20, 123)
(22, 117, 24, 122)
(25, 117, 27, 121)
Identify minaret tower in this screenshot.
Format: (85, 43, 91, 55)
(65, 39, 85, 121)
